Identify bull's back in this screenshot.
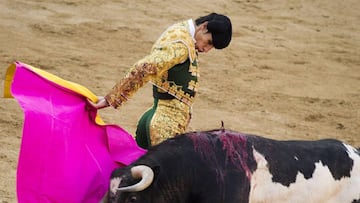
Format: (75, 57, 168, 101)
(248, 137, 360, 203)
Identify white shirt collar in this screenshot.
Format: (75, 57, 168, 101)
(187, 19, 195, 39)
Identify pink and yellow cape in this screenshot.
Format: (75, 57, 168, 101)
(4, 62, 146, 203)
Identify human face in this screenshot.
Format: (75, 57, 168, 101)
(195, 23, 214, 53)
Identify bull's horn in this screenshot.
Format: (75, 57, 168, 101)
(116, 165, 154, 192)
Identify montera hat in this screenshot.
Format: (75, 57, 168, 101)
(205, 13, 232, 49)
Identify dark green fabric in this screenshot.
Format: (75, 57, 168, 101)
(135, 99, 158, 149)
(167, 59, 198, 96)
(152, 85, 175, 99)
(153, 59, 198, 98)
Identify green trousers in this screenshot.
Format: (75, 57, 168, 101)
(135, 99, 158, 149)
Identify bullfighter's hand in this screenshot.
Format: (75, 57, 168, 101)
(87, 96, 110, 110)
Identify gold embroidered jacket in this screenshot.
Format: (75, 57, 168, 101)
(105, 20, 199, 108)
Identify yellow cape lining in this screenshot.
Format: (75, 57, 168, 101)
(3, 62, 105, 125)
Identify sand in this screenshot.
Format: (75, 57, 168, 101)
(1, 0, 359, 201)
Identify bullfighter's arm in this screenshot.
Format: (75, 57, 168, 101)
(105, 42, 189, 108)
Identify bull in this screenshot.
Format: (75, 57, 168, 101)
(104, 129, 360, 203)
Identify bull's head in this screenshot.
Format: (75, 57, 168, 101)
(102, 165, 154, 203)
(111, 165, 154, 193)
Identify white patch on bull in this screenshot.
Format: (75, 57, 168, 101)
(110, 177, 122, 195)
(249, 147, 360, 203)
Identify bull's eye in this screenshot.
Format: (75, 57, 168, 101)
(128, 195, 137, 203)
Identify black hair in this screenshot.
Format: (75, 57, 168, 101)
(195, 13, 232, 49)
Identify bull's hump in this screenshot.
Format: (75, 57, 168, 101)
(187, 129, 256, 177)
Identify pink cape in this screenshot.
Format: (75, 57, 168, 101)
(7, 62, 146, 203)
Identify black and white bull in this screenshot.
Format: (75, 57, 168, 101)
(105, 129, 360, 203)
